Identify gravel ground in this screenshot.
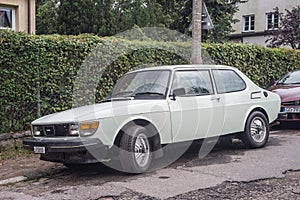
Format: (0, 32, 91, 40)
(1, 125, 299, 199)
(111, 171, 300, 200)
(4, 150, 300, 200)
(170, 170, 300, 200)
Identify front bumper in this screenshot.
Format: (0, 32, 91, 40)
(23, 137, 110, 164)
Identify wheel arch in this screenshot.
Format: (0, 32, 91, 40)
(113, 119, 162, 154)
(244, 106, 269, 130)
(241, 106, 270, 148)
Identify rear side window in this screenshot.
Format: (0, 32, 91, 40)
(213, 69, 246, 93)
(172, 70, 214, 96)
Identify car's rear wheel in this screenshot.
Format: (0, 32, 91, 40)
(241, 111, 269, 148)
(119, 125, 152, 173)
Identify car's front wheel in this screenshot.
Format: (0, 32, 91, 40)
(119, 125, 152, 173)
(241, 111, 269, 148)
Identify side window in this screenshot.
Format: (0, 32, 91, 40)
(172, 70, 214, 96)
(213, 69, 246, 93)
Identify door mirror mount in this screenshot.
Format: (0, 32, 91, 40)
(170, 88, 186, 100)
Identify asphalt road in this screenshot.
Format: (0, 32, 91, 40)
(0, 125, 300, 200)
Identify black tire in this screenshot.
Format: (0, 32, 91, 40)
(241, 111, 269, 149)
(119, 125, 152, 173)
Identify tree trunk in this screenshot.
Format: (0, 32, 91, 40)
(190, 0, 202, 64)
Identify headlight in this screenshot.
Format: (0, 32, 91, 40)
(78, 121, 99, 137)
(32, 125, 43, 136)
(69, 124, 80, 136)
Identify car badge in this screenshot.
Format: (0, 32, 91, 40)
(295, 100, 300, 106)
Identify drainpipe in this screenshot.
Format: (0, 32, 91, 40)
(27, 0, 31, 33)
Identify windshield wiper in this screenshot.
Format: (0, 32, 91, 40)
(100, 96, 133, 103)
(133, 92, 165, 97)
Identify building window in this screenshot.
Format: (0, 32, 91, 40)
(266, 12, 279, 30)
(243, 15, 255, 32)
(0, 7, 15, 30)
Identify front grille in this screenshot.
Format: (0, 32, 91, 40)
(44, 125, 55, 136)
(33, 124, 77, 137)
(283, 100, 300, 106)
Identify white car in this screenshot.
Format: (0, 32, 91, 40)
(23, 65, 281, 173)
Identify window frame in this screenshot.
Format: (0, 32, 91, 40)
(212, 69, 247, 94)
(243, 15, 255, 32)
(111, 69, 172, 100)
(266, 12, 279, 30)
(0, 6, 16, 31)
(170, 69, 215, 97)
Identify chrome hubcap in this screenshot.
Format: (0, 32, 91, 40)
(250, 117, 266, 143)
(134, 133, 150, 168)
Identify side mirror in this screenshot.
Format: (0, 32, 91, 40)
(171, 88, 186, 100)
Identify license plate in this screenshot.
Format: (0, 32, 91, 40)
(283, 107, 300, 113)
(34, 146, 46, 154)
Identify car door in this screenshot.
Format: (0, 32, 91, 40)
(212, 69, 248, 134)
(167, 69, 225, 143)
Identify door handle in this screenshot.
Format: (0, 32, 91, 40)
(211, 97, 221, 102)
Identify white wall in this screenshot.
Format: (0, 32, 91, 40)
(242, 35, 269, 46)
(233, 0, 299, 33)
(231, 0, 299, 46)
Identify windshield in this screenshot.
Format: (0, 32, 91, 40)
(278, 70, 300, 85)
(110, 70, 170, 99)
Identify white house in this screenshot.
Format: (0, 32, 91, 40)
(230, 0, 299, 46)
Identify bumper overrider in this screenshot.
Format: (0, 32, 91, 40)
(23, 137, 110, 164)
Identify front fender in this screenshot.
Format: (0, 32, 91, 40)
(97, 111, 172, 147)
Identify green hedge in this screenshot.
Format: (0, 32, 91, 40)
(204, 43, 300, 87)
(0, 30, 299, 133)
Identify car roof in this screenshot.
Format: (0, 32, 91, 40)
(128, 65, 236, 73)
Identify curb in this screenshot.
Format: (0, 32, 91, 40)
(0, 176, 27, 186)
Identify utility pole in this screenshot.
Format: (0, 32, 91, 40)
(190, 0, 202, 64)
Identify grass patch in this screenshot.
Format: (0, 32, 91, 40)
(0, 142, 31, 161)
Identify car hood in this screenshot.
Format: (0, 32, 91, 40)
(32, 100, 168, 124)
(271, 85, 300, 102)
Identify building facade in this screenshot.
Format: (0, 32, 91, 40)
(230, 0, 299, 46)
(0, 0, 35, 34)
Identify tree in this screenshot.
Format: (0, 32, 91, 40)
(159, 0, 245, 43)
(36, 0, 59, 34)
(156, 0, 188, 31)
(51, 0, 169, 36)
(57, 0, 98, 35)
(203, 0, 243, 42)
(267, 6, 300, 49)
(114, 0, 169, 33)
(35, 0, 243, 41)
(191, 0, 202, 64)
(94, 0, 118, 36)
